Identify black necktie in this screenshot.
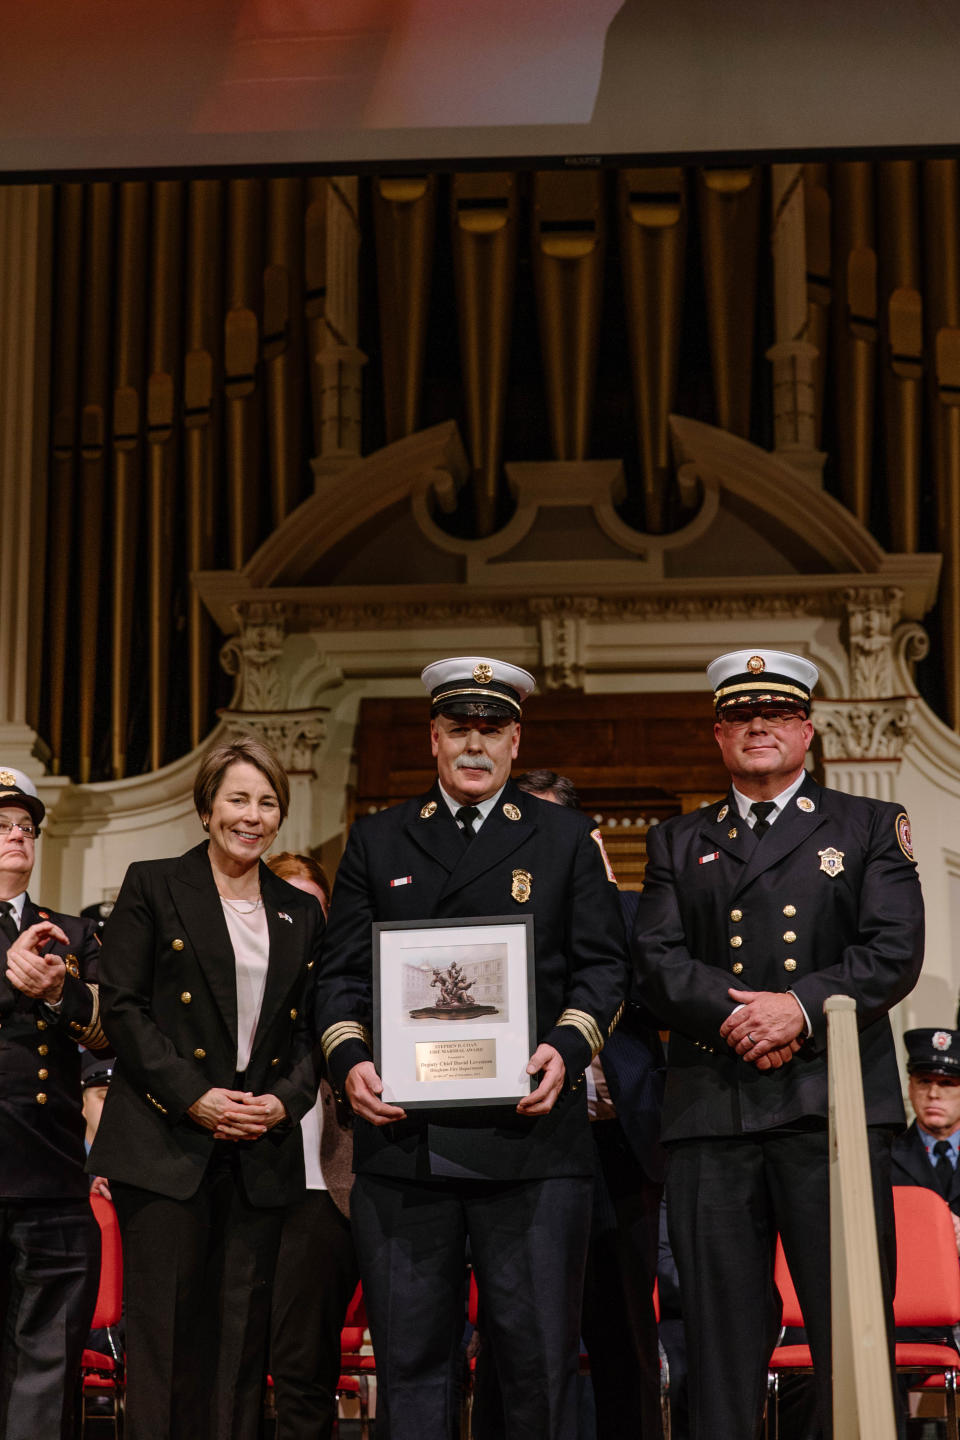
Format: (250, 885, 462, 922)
(750, 801, 776, 839)
(934, 1139, 954, 1197)
(456, 805, 480, 843)
(0, 901, 18, 947)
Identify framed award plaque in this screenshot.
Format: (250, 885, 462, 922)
(372, 914, 537, 1108)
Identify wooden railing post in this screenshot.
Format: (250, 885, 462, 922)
(826, 994, 897, 1439)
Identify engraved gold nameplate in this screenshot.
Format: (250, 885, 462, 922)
(511, 868, 532, 903)
(420, 801, 437, 819)
(416, 1039, 497, 1082)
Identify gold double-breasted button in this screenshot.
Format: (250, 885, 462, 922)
(783, 905, 797, 918)
(36, 1093, 47, 1105)
(730, 908, 742, 922)
(784, 959, 797, 972)
(36, 1019, 47, 1031)
(783, 931, 797, 944)
(306, 960, 315, 969)
(730, 936, 743, 949)
(290, 1008, 298, 1020)
(732, 961, 744, 975)
(37, 1044, 48, 1056)
(180, 992, 192, 1005)
(172, 939, 184, 951)
(38, 1067, 49, 1079)
(270, 1057, 279, 1067)
(194, 1048, 206, 1060)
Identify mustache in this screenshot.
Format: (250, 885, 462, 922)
(453, 752, 494, 773)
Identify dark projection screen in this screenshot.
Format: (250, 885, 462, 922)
(3, 0, 960, 176)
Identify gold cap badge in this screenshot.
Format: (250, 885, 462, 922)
(511, 868, 532, 903)
(747, 655, 766, 674)
(0, 769, 15, 785)
(473, 662, 493, 683)
(503, 802, 521, 821)
(420, 801, 437, 820)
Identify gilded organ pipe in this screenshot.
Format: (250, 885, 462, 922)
(832, 163, 877, 525)
(531, 170, 604, 464)
(697, 167, 760, 439)
(618, 168, 686, 531)
(924, 159, 960, 728)
(146, 181, 184, 773)
(184, 179, 223, 752)
(803, 163, 831, 447)
(878, 160, 923, 553)
(46, 184, 83, 775)
(77, 184, 112, 784)
(451, 173, 517, 536)
(225, 179, 263, 566)
(109, 182, 148, 779)
(265, 177, 306, 526)
(373, 175, 436, 444)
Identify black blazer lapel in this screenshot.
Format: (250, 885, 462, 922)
(250, 865, 308, 1056)
(438, 780, 536, 901)
(168, 843, 238, 1047)
(403, 784, 460, 875)
(733, 774, 828, 897)
(698, 790, 758, 867)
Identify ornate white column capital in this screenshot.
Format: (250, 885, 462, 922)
(814, 698, 913, 763)
(218, 709, 328, 777)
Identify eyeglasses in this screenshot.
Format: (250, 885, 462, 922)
(719, 706, 805, 728)
(0, 820, 37, 838)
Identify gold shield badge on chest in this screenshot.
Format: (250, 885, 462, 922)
(818, 846, 845, 877)
(511, 868, 532, 903)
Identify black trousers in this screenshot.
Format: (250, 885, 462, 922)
(0, 1196, 100, 1440)
(665, 1126, 898, 1440)
(269, 1189, 359, 1440)
(581, 1119, 664, 1440)
(351, 1171, 593, 1440)
(112, 1148, 283, 1440)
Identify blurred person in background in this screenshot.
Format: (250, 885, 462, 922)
(265, 850, 358, 1440)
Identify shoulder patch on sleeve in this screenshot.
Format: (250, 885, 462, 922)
(590, 827, 618, 883)
(895, 811, 914, 861)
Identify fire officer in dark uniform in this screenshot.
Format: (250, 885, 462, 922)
(892, 1027, 960, 1223)
(0, 766, 107, 1439)
(315, 657, 629, 1440)
(632, 649, 924, 1440)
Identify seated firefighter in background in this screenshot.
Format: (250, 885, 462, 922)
(315, 657, 630, 1440)
(892, 1028, 960, 1245)
(0, 766, 108, 1440)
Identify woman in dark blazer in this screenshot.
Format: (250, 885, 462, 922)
(88, 736, 323, 1440)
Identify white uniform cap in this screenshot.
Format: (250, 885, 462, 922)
(706, 649, 819, 713)
(0, 765, 44, 826)
(421, 656, 535, 719)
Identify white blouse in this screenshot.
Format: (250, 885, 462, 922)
(220, 900, 270, 1073)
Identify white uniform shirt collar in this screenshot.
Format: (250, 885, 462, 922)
(732, 770, 807, 826)
(438, 782, 507, 831)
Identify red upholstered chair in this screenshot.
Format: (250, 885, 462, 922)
(80, 1192, 125, 1438)
(765, 1185, 960, 1440)
(337, 1283, 375, 1439)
